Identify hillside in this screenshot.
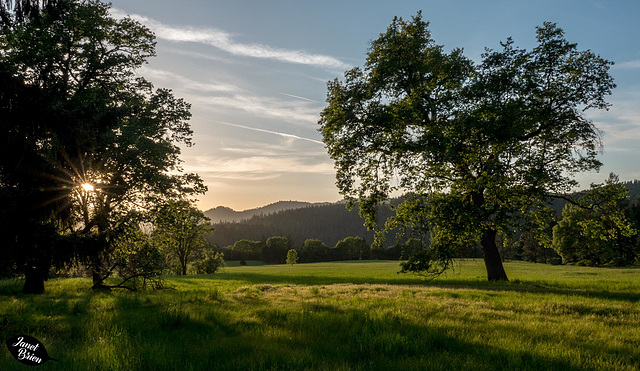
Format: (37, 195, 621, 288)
(204, 200, 333, 223)
(208, 202, 397, 248)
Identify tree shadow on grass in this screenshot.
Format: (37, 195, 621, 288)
(99, 291, 595, 370)
(0, 278, 636, 370)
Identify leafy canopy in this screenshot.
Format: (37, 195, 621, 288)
(553, 174, 638, 266)
(319, 12, 615, 280)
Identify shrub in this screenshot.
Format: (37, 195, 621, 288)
(193, 249, 226, 274)
(286, 249, 298, 266)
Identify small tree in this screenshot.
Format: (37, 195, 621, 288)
(232, 239, 264, 262)
(112, 227, 167, 290)
(286, 249, 298, 266)
(335, 236, 370, 260)
(153, 200, 213, 275)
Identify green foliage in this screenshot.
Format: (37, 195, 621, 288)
(319, 12, 615, 281)
(112, 229, 166, 290)
(193, 249, 225, 275)
(334, 236, 370, 260)
(0, 0, 205, 291)
(300, 239, 329, 263)
(399, 238, 424, 260)
(231, 239, 264, 261)
(153, 200, 213, 276)
(286, 249, 298, 266)
(552, 174, 639, 266)
(261, 236, 293, 264)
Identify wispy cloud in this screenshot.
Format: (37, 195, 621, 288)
(111, 9, 350, 70)
(181, 154, 334, 178)
(138, 66, 238, 93)
(196, 95, 322, 124)
(138, 67, 324, 124)
(613, 60, 640, 69)
(588, 92, 640, 149)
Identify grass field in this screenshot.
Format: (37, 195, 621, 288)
(1, 260, 639, 370)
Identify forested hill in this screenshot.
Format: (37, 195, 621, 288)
(548, 179, 640, 214)
(208, 203, 395, 249)
(208, 180, 640, 249)
(625, 180, 640, 198)
(204, 201, 333, 223)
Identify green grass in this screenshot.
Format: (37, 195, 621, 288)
(1, 260, 639, 370)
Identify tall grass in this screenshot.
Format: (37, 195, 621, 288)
(1, 260, 639, 370)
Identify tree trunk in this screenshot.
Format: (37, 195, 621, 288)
(181, 262, 187, 276)
(480, 227, 509, 281)
(22, 267, 45, 294)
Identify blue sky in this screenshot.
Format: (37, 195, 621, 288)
(108, 0, 640, 211)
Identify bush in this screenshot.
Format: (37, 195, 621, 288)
(193, 249, 226, 274)
(286, 249, 298, 265)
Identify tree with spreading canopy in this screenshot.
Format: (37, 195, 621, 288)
(319, 12, 615, 281)
(300, 238, 328, 263)
(0, 0, 205, 292)
(334, 236, 369, 260)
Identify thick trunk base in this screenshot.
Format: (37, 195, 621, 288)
(22, 268, 45, 294)
(481, 228, 509, 281)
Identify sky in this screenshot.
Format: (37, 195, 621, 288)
(107, 0, 640, 212)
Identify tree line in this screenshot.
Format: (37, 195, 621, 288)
(213, 177, 640, 268)
(219, 236, 399, 265)
(209, 203, 391, 249)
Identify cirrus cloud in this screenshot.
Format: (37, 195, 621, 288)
(111, 9, 350, 70)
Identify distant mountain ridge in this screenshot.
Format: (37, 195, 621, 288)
(204, 179, 640, 249)
(204, 200, 335, 223)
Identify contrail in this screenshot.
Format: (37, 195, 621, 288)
(209, 120, 325, 145)
(279, 92, 321, 103)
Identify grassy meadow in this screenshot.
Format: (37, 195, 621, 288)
(1, 260, 639, 370)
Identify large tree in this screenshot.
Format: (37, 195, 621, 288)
(0, 0, 205, 292)
(319, 12, 615, 281)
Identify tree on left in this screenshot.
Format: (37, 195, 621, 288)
(0, 0, 205, 293)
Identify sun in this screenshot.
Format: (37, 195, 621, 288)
(81, 183, 94, 192)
